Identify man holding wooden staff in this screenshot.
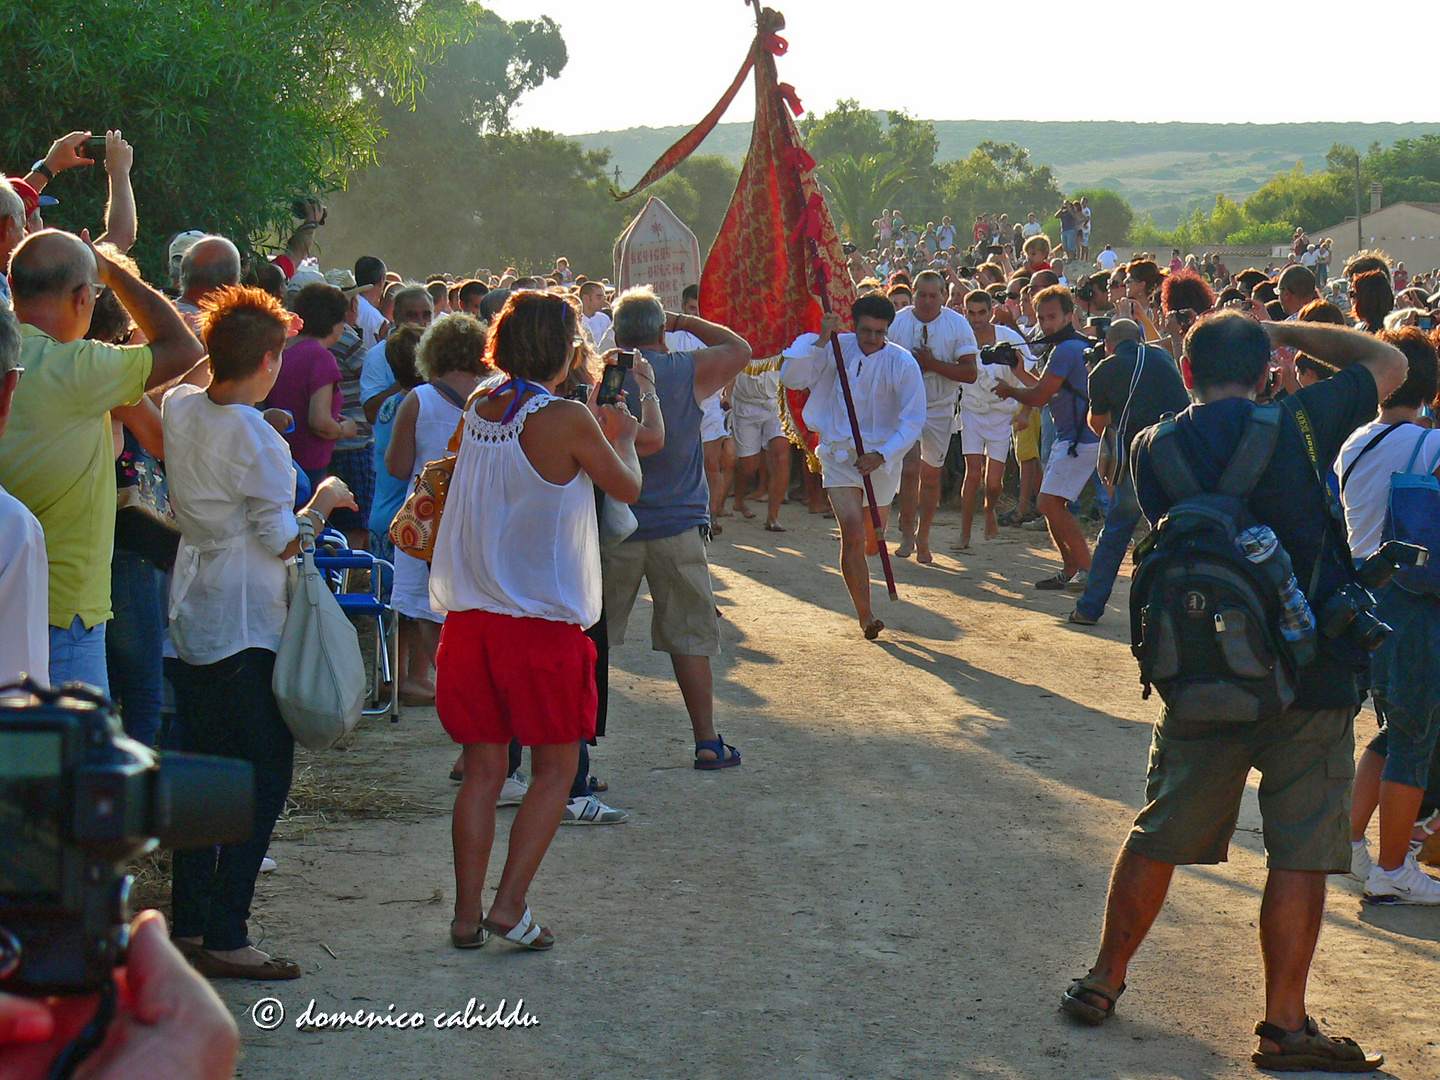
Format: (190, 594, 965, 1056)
(781, 292, 925, 639)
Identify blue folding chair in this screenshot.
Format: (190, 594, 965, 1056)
(313, 534, 400, 722)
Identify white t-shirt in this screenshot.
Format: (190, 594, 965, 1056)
(887, 306, 979, 416)
(1335, 421, 1440, 559)
(358, 339, 395, 408)
(0, 484, 48, 687)
(937, 225, 956, 250)
(1096, 248, 1120, 271)
(964, 325, 1032, 417)
(583, 311, 612, 345)
(355, 295, 387, 354)
(1022, 221, 1043, 238)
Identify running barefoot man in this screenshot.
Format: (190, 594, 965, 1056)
(888, 270, 978, 562)
(781, 293, 925, 637)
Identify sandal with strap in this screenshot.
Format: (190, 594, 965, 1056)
(694, 736, 741, 770)
(1060, 971, 1125, 1025)
(449, 920, 487, 949)
(481, 907, 554, 951)
(1251, 1017, 1383, 1072)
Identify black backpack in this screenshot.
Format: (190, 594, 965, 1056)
(1129, 405, 1307, 723)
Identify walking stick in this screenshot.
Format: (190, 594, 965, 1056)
(806, 238, 898, 601)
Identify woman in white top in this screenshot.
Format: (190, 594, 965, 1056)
(162, 286, 355, 980)
(385, 314, 491, 704)
(430, 291, 642, 951)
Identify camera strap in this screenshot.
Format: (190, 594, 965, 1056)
(1292, 403, 1359, 599)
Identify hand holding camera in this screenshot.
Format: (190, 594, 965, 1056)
(979, 341, 1021, 368)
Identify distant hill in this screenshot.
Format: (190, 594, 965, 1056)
(570, 119, 1440, 229)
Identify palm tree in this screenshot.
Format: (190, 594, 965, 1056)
(817, 152, 917, 244)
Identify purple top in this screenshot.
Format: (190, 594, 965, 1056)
(264, 336, 344, 470)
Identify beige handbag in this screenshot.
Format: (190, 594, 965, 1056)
(272, 520, 366, 750)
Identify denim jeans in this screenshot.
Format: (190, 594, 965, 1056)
(1074, 478, 1143, 622)
(169, 648, 294, 951)
(48, 616, 109, 694)
(1371, 586, 1440, 790)
(105, 549, 167, 746)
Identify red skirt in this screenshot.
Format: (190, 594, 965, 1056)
(435, 609, 597, 746)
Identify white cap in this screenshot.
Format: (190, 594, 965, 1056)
(168, 230, 206, 265)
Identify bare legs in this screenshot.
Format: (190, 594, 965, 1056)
(829, 486, 888, 634)
(762, 436, 790, 529)
(1083, 847, 1324, 1043)
(672, 653, 730, 762)
(915, 462, 942, 562)
(400, 617, 441, 701)
(957, 454, 1005, 548)
(1038, 492, 1092, 576)
(451, 740, 579, 936)
(704, 436, 735, 527)
(896, 444, 920, 557)
(1016, 457, 1040, 519)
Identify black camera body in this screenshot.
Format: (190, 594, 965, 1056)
(979, 342, 1020, 367)
(0, 682, 254, 995)
(1315, 542, 1428, 652)
(597, 349, 634, 406)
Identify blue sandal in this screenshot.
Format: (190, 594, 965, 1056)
(694, 736, 741, 770)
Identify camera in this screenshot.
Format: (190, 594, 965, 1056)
(0, 681, 254, 995)
(1086, 316, 1111, 339)
(1075, 280, 1097, 304)
(1173, 308, 1197, 331)
(1318, 583, 1391, 651)
(842, 242, 857, 255)
(597, 349, 634, 406)
(83, 135, 106, 161)
(979, 342, 1020, 367)
(1357, 540, 1428, 590)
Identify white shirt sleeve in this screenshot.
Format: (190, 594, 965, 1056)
(238, 427, 302, 557)
(875, 358, 927, 464)
(780, 333, 831, 391)
(359, 341, 395, 405)
(0, 492, 49, 687)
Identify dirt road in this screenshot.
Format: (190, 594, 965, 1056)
(219, 508, 1440, 1079)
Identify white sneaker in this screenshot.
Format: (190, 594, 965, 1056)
(259, 856, 277, 874)
(560, 794, 628, 826)
(1364, 851, 1440, 904)
(497, 772, 528, 807)
(1350, 839, 1373, 883)
(1065, 570, 1089, 594)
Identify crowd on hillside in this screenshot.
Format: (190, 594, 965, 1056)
(1, 128, 1438, 1078)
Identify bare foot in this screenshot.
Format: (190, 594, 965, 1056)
(735, 502, 756, 519)
(896, 533, 916, 558)
(916, 543, 934, 564)
(763, 520, 786, 532)
(863, 619, 884, 640)
(985, 512, 1000, 540)
(715, 507, 733, 518)
(950, 534, 971, 551)
(807, 502, 829, 515)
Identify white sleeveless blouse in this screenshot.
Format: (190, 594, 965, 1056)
(428, 394, 600, 628)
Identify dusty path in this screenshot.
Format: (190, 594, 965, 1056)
(220, 507, 1439, 1079)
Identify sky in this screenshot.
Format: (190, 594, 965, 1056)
(483, 0, 1440, 135)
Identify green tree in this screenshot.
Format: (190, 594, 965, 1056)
(798, 100, 887, 164)
(0, 0, 485, 279)
(817, 153, 918, 243)
(646, 155, 741, 256)
(940, 142, 1062, 228)
(1242, 161, 1351, 234)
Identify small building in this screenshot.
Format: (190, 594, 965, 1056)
(1310, 202, 1440, 277)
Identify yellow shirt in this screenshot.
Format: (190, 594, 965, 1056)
(0, 325, 153, 628)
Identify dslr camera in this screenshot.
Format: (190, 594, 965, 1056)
(979, 342, 1021, 367)
(1317, 541, 1429, 652)
(0, 681, 254, 995)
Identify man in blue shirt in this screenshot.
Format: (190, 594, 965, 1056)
(996, 286, 1101, 590)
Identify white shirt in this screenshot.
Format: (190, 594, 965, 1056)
(937, 225, 956, 250)
(0, 485, 48, 686)
(430, 395, 600, 627)
(358, 339, 394, 406)
(1022, 221, 1043, 237)
(355, 295, 387, 354)
(780, 334, 926, 466)
(583, 311, 612, 345)
(963, 325, 1031, 417)
(886, 306, 979, 416)
(162, 385, 300, 666)
(1096, 248, 1120, 271)
(1335, 421, 1440, 559)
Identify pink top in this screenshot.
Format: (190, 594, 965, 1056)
(264, 337, 344, 471)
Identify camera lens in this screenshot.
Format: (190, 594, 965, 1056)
(1351, 610, 1392, 652)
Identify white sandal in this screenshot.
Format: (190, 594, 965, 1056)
(481, 907, 554, 951)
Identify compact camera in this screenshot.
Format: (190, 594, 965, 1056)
(0, 681, 254, 995)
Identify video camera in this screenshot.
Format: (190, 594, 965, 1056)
(0, 680, 254, 995)
(1317, 541, 1429, 652)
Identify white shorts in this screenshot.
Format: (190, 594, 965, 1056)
(700, 394, 729, 443)
(818, 447, 905, 508)
(733, 406, 782, 457)
(918, 409, 955, 468)
(959, 410, 1013, 463)
(1040, 439, 1102, 502)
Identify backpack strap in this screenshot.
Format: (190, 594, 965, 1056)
(1403, 427, 1437, 474)
(1144, 417, 1204, 502)
(1214, 404, 1282, 498)
(1340, 422, 1404, 493)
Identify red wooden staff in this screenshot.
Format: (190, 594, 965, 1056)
(805, 236, 898, 602)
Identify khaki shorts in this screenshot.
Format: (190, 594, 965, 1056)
(602, 527, 720, 656)
(1125, 705, 1356, 872)
(1013, 410, 1041, 463)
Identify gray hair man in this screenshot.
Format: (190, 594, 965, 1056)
(0, 179, 27, 306)
(0, 229, 203, 691)
(603, 285, 752, 768)
(175, 235, 242, 328)
(0, 302, 49, 684)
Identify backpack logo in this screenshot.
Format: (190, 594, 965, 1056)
(1183, 590, 1208, 617)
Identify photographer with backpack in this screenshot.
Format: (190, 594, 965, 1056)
(1062, 311, 1405, 1073)
(1335, 327, 1440, 903)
